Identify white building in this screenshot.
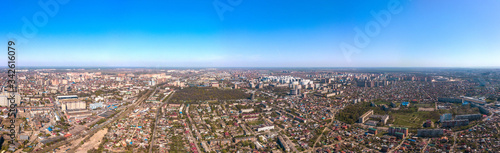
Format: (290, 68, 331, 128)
(90, 102, 104, 110)
(257, 125, 275, 132)
(240, 108, 254, 113)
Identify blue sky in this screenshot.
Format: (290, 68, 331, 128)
(1, 0, 500, 67)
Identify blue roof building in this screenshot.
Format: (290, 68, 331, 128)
(401, 102, 410, 107)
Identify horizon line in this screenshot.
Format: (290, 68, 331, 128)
(3, 66, 500, 69)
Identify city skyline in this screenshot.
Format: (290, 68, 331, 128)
(2, 0, 500, 67)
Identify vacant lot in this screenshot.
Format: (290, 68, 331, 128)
(76, 128, 108, 153)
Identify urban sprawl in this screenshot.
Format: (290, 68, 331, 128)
(1, 68, 500, 153)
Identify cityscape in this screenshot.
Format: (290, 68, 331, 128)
(0, 68, 499, 153)
(2, 0, 500, 153)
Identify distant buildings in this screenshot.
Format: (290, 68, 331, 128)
(461, 96, 486, 105)
(294, 116, 307, 123)
(365, 120, 378, 126)
(418, 129, 444, 137)
(440, 113, 452, 122)
(423, 119, 434, 128)
(401, 102, 410, 107)
(233, 136, 256, 143)
(60, 99, 86, 111)
(369, 115, 389, 125)
(368, 128, 378, 135)
(243, 116, 258, 121)
(455, 114, 482, 121)
(66, 109, 92, 119)
(56, 95, 78, 103)
(209, 139, 231, 146)
(257, 125, 274, 132)
(470, 103, 490, 114)
(438, 97, 462, 103)
(388, 127, 408, 139)
(440, 113, 481, 127)
(442, 119, 469, 127)
(380, 115, 389, 125)
(358, 110, 374, 123)
(90, 102, 104, 110)
(0, 91, 21, 106)
(277, 136, 291, 152)
(58, 95, 91, 120)
(240, 108, 254, 113)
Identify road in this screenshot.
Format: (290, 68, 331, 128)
(185, 104, 202, 153)
(310, 109, 336, 151)
(420, 138, 430, 153)
(448, 111, 495, 151)
(149, 90, 174, 153)
(389, 138, 406, 153)
(450, 132, 457, 152)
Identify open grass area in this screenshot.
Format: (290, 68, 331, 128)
(389, 111, 439, 128)
(169, 135, 187, 153)
(413, 103, 434, 107)
(376, 131, 388, 137)
(246, 120, 265, 126)
(338, 101, 481, 129)
(374, 101, 391, 105)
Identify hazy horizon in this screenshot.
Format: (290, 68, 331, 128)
(2, 0, 500, 67)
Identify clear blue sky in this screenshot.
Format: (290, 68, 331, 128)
(1, 0, 500, 67)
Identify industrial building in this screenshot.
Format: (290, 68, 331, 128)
(60, 99, 86, 111)
(66, 109, 92, 119)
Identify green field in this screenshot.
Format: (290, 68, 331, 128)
(390, 111, 440, 128)
(374, 101, 391, 105)
(246, 120, 265, 126)
(413, 103, 434, 107)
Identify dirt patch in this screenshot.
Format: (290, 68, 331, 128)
(75, 128, 108, 153)
(58, 137, 84, 152)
